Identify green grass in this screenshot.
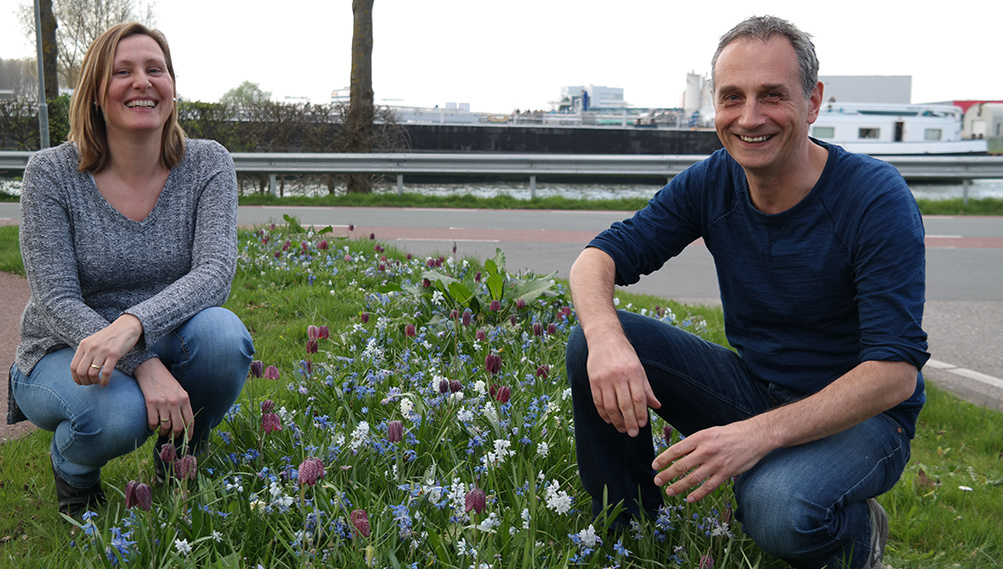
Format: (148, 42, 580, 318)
(0, 222, 1001, 568)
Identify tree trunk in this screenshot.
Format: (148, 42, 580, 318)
(39, 0, 59, 99)
(345, 0, 374, 194)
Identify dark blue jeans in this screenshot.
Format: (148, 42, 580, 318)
(566, 311, 910, 569)
(12, 307, 253, 489)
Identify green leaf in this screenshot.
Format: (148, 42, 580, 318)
(486, 273, 505, 301)
(447, 281, 475, 306)
(282, 214, 305, 234)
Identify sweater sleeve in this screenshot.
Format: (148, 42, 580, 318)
(588, 161, 709, 285)
(845, 162, 929, 370)
(18, 149, 131, 358)
(122, 141, 238, 353)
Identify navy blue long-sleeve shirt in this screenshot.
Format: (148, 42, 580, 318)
(589, 141, 929, 437)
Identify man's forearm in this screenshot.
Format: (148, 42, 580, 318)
(569, 247, 622, 340)
(750, 360, 918, 450)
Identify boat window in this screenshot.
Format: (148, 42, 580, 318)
(924, 128, 942, 141)
(812, 126, 835, 139)
(858, 128, 880, 139)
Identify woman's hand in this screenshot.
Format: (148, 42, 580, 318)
(134, 358, 194, 438)
(70, 314, 144, 386)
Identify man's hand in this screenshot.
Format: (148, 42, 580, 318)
(134, 358, 194, 438)
(587, 333, 661, 437)
(652, 420, 774, 503)
(70, 314, 143, 386)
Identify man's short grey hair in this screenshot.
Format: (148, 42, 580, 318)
(711, 15, 819, 99)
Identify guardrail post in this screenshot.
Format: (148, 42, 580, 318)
(397, 174, 404, 196)
(269, 174, 277, 197)
(530, 175, 536, 199)
(963, 179, 971, 205)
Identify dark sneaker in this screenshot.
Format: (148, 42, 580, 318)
(52, 464, 106, 519)
(864, 498, 889, 569)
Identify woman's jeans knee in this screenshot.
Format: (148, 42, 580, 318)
(11, 307, 253, 488)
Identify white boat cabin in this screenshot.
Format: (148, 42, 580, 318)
(811, 102, 987, 155)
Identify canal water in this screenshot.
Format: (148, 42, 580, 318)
(3, 177, 1002, 202)
(343, 178, 1003, 202)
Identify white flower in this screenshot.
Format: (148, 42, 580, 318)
(545, 480, 573, 515)
(959, 485, 974, 492)
(431, 290, 445, 305)
(613, 297, 621, 306)
(400, 397, 415, 417)
(577, 525, 599, 548)
(350, 421, 371, 451)
(536, 442, 550, 458)
(476, 512, 501, 532)
(521, 508, 531, 529)
(174, 538, 192, 556)
(484, 438, 512, 466)
(457, 408, 474, 423)
(212, 530, 223, 542)
(562, 388, 572, 401)
(473, 380, 487, 395)
(482, 403, 499, 426)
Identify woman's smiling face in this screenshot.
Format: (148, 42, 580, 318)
(100, 34, 174, 138)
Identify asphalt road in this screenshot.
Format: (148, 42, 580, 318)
(2, 202, 1001, 411)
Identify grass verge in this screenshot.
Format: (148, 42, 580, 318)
(0, 222, 1000, 568)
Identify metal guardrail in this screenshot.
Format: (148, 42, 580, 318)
(3, 151, 1002, 199)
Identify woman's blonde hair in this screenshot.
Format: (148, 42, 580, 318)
(68, 22, 185, 173)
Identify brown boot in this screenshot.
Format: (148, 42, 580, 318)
(52, 464, 106, 518)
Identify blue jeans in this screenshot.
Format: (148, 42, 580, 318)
(11, 307, 253, 489)
(566, 311, 911, 569)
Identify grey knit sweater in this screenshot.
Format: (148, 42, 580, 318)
(8, 139, 239, 424)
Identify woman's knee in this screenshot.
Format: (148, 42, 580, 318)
(181, 307, 254, 368)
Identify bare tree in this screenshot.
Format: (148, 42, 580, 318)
(19, 0, 156, 88)
(39, 0, 58, 99)
(344, 0, 374, 194)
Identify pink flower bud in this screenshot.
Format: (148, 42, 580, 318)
(261, 412, 282, 433)
(344, 254, 352, 262)
(475, 330, 486, 342)
(449, 309, 459, 320)
(547, 323, 557, 335)
(125, 480, 152, 511)
(510, 315, 517, 325)
(465, 488, 486, 514)
(489, 300, 501, 312)
(308, 325, 320, 340)
(265, 366, 280, 380)
(449, 380, 462, 393)
(298, 456, 325, 487)
(438, 379, 449, 394)
(174, 455, 197, 480)
(361, 312, 370, 324)
(405, 324, 416, 337)
(159, 442, 176, 464)
(250, 360, 263, 378)
(318, 240, 329, 250)
(422, 278, 431, 288)
(494, 385, 511, 404)
(516, 299, 526, 309)
(387, 420, 403, 442)
(369, 233, 375, 240)
(282, 240, 290, 251)
(484, 354, 501, 375)
(474, 271, 481, 282)
(700, 555, 715, 569)
(317, 326, 329, 340)
(348, 224, 355, 232)
(533, 322, 543, 336)
(535, 365, 550, 379)
(261, 399, 275, 413)
(351, 508, 371, 537)
(461, 310, 472, 327)
(663, 424, 674, 448)
(306, 339, 318, 354)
